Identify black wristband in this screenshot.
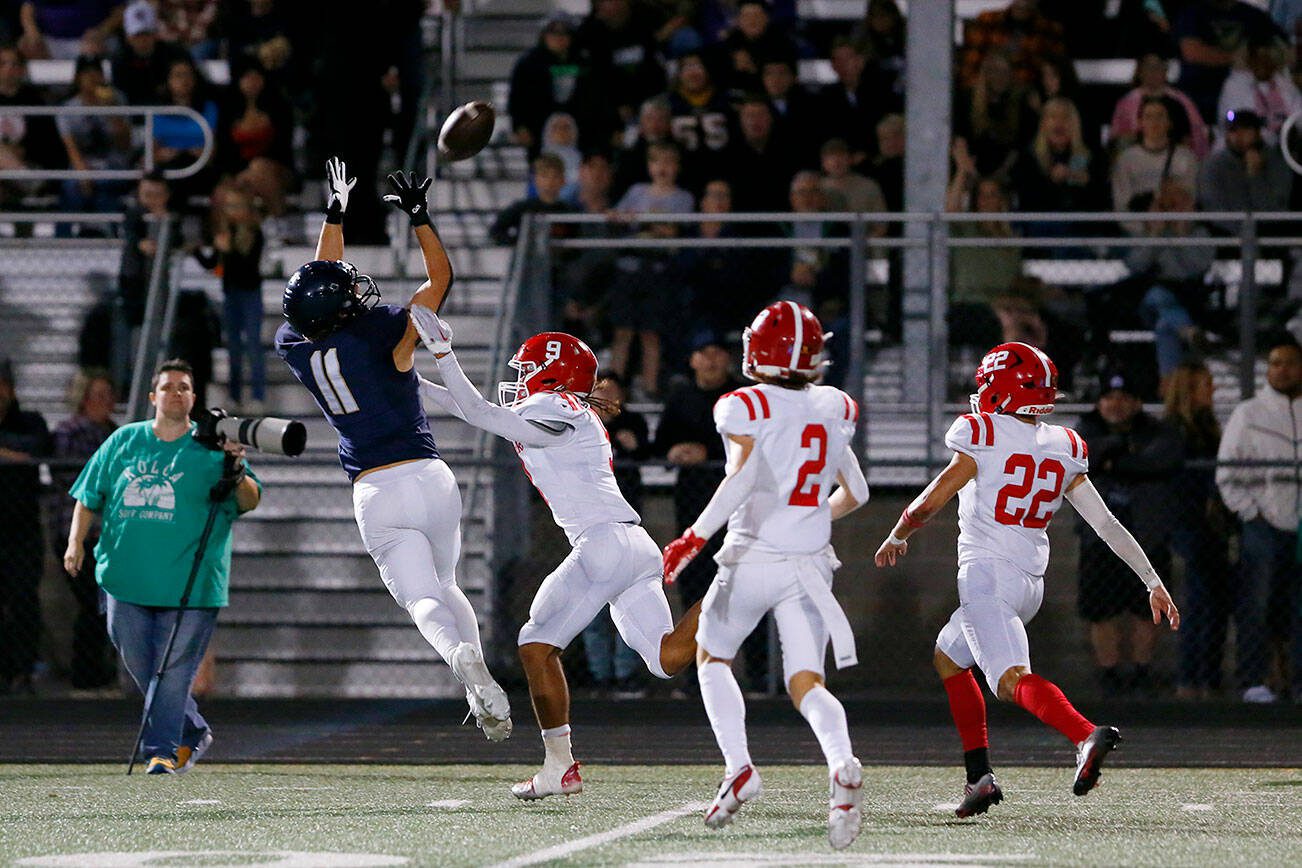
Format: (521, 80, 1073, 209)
(326, 200, 343, 225)
(410, 209, 431, 228)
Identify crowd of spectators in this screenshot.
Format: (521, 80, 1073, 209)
(500, 0, 1302, 400)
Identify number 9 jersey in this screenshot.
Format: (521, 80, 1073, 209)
(715, 382, 860, 556)
(945, 412, 1089, 576)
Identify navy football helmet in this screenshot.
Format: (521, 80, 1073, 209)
(282, 260, 380, 339)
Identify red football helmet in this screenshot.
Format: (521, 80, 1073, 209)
(971, 341, 1060, 415)
(498, 331, 598, 407)
(742, 301, 828, 381)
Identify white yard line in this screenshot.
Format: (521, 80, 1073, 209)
(1181, 803, 1214, 812)
(179, 799, 222, 806)
(489, 801, 708, 868)
(425, 799, 469, 809)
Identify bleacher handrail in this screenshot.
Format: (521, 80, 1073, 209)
(0, 104, 213, 181)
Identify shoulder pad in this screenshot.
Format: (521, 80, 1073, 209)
(946, 413, 996, 453)
(517, 390, 588, 422)
(811, 385, 859, 423)
(715, 387, 771, 433)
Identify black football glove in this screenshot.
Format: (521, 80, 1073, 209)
(209, 452, 247, 502)
(383, 171, 432, 227)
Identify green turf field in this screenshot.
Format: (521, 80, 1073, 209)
(1, 764, 1298, 866)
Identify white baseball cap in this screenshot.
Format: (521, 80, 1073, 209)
(124, 1, 158, 37)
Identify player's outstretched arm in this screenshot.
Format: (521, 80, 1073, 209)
(416, 376, 468, 422)
(663, 435, 758, 583)
(410, 306, 565, 447)
(1064, 474, 1180, 629)
(874, 451, 976, 567)
(829, 444, 869, 520)
(383, 170, 452, 311)
(316, 157, 355, 261)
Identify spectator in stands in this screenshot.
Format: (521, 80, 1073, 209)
(558, 151, 616, 343)
(193, 184, 265, 412)
(1198, 108, 1292, 232)
(0, 357, 52, 695)
(574, 0, 666, 129)
(508, 13, 612, 160)
(1111, 96, 1199, 233)
(152, 54, 218, 203)
(117, 170, 174, 329)
(1163, 360, 1232, 700)
(783, 170, 849, 336)
(0, 44, 68, 208)
(609, 140, 695, 396)
(489, 153, 578, 247)
(1029, 56, 1089, 134)
(613, 95, 672, 200)
(1216, 336, 1302, 703)
(1217, 35, 1302, 144)
(1121, 180, 1214, 382)
(216, 57, 293, 216)
(224, 0, 295, 103)
(820, 137, 886, 218)
(1175, 0, 1286, 122)
(18, 0, 122, 60)
(1076, 369, 1182, 696)
(869, 112, 904, 211)
(111, 0, 191, 105)
(540, 111, 582, 194)
(569, 149, 613, 214)
(958, 0, 1066, 89)
(759, 56, 819, 165)
(723, 95, 796, 212)
(816, 36, 884, 159)
(946, 139, 1022, 350)
(1012, 97, 1099, 242)
(954, 50, 1036, 178)
(666, 50, 731, 193)
(51, 368, 119, 690)
(652, 332, 747, 688)
(1110, 52, 1210, 160)
(684, 177, 783, 334)
(851, 0, 905, 108)
(712, 0, 796, 96)
(155, 0, 220, 61)
(58, 53, 132, 221)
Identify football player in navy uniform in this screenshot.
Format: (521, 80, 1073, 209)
(275, 158, 512, 741)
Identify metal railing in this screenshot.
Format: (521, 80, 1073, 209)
(0, 104, 213, 180)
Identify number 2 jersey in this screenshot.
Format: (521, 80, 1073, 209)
(513, 391, 639, 545)
(945, 412, 1089, 575)
(714, 383, 860, 556)
(275, 304, 438, 481)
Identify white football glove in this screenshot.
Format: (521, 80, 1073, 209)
(325, 156, 357, 215)
(410, 304, 453, 355)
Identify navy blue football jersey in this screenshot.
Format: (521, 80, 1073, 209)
(276, 304, 438, 481)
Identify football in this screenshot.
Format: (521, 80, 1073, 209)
(437, 101, 496, 162)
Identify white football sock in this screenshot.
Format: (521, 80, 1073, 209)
(798, 685, 854, 774)
(406, 597, 461, 662)
(541, 724, 574, 769)
(698, 661, 752, 776)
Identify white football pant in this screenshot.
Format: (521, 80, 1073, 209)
(935, 558, 1044, 693)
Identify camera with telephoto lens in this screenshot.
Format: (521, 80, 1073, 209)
(194, 408, 307, 456)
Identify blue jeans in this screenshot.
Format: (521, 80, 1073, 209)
(1234, 519, 1302, 689)
(1138, 285, 1194, 377)
(224, 289, 266, 402)
(106, 595, 216, 761)
(1172, 521, 1230, 689)
(581, 610, 639, 683)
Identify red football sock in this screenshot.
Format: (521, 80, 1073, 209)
(1013, 673, 1095, 744)
(942, 670, 988, 752)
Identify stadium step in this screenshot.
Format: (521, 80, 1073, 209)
(212, 659, 464, 698)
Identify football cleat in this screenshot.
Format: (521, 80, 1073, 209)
(174, 728, 214, 775)
(145, 756, 177, 775)
(1073, 725, 1122, 796)
(511, 761, 582, 800)
(955, 772, 1003, 818)
(704, 764, 762, 829)
(449, 642, 512, 742)
(827, 758, 864, 850)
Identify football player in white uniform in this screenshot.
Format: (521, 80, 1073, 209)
(409, 310, 701, 800)
(662, 302, 871, 850)
(875, 342, 1180, 818)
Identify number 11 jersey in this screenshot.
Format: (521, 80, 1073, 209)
(945, 412, 1089, 576)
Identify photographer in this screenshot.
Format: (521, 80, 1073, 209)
(64, 359, 261, 775)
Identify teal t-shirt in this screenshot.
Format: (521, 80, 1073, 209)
(69, 420, 262, 608)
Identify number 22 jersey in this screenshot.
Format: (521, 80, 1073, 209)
(945, 412, 1089, 575)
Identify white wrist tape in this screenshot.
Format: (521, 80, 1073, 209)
(886, 532, 908, 547)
